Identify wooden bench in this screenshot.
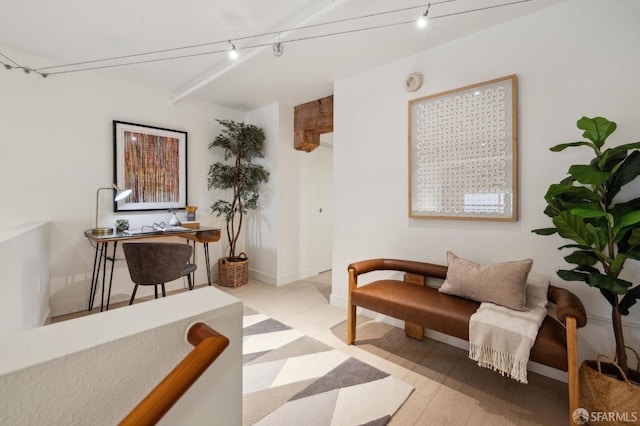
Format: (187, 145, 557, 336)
(346, 258, 587, 420)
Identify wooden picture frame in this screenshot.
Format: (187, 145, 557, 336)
(113, 121, 188, 212)
(408, 75, 518, 221)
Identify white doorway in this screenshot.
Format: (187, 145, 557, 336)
(300, 134, 333, 274)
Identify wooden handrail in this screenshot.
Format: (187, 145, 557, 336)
(120, 322, 230, 426)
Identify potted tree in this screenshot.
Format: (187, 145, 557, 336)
(533, 116, 639, 410)
(207, 119, 269, 287)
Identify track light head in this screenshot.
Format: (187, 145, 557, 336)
(228, 41, 239, 60)
(273, 42, 284, 57)
(417, 3, 430, 29)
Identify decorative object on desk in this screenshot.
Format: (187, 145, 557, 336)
(186, 206, 197, 221)
(208, 119, 270, 287)
(532, 116, 640, 411)
(181, 221, 200, 229)
(113, 121, 187, 212)
(168, 208, 181, 226)
(115, 219, 129, 232)
(92, 184, 132, 236)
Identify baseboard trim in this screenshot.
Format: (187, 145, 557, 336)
(249, 267, 322, 287)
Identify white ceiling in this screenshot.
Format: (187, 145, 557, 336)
(0, 0, 561, 111)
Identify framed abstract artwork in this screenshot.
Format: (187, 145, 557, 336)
(408, 75, 518, 221)
(113, 121, 188, 212)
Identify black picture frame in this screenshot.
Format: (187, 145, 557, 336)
(113, 120, 188, 212)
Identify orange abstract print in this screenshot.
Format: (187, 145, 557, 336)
(123, 131, 180, 203)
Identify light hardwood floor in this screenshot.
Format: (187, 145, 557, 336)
(52, 273, 568, 425)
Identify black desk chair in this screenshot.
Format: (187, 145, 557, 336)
(123, 242, 197, 305)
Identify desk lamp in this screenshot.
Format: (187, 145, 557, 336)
(92, 184, 133, 236)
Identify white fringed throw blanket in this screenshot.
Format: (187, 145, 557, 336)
(468, 275, 549, 384)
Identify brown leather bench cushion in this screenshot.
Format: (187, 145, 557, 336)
(351, 279, 568, 371)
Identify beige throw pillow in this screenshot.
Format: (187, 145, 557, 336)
(439, 251, 533, 311)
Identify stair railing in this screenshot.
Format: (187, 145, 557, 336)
(119, 322, 229, 426)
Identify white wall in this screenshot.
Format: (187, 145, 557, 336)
(0, 222, 51, 336)
(245, 103, 281, 283)
(0, 287, 242, 425)
(247, 103, 334, 285)
(331, 0, 640, 364)
(299, 141, 333, 273)
(0, 46, 243, 316)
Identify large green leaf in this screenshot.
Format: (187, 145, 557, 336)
(544, 182, 572, 203)
(610, 198, 640, 219)
(575, 264, 601, 274)
(564, 251, 598, 266)
(588, 273, 632, 294)
(614, 227, 636, 244)
(532, 227, 557, 236)
(577, 116, 617, 148)
(620, 285, 640, 315)
(545, 184, 601, 205)
(543, 204, 559, 218)
(553, 211, 594, 246)
(558, 243, 594, 250)
(559, 201, 602, 212)
(563, 187, 601, 202)
(550, 141, 594, 152)
(621, 249, 640, 260)
(613, 210, 640, 236)
(557, 269, 589, 282)
(606, 150, 640, 202)
(581, 222, 608, 253)
(611, 200, 640, 245)
(568, 165, 610, 185)
(628, 228, 640, 246)
(570, 208, 608, 219)
(607, 141, 640, 155)
(598, 148, 628, 171)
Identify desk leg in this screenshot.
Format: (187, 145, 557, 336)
(100, 242, 109, 312)
(204, 242, 212, 286)
(189, 240, 196, 290)
(88, 242, 103, 311)
(105, 241, 118, 311)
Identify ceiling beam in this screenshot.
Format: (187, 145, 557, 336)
(294, 95, 333, 152)
(170, 0, 352, 105)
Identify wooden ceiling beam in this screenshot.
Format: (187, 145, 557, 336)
(294, 95, 333, 152)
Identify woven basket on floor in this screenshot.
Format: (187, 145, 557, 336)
(579, 351, 640, 425)
(218, 252, 248, 288)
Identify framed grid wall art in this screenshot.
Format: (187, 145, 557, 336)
(408, 75, 518, 221)
(113, 121, 188, 212)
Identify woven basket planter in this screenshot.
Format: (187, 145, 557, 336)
(579, 351, 640, 425)
(218, 252, 248, 288)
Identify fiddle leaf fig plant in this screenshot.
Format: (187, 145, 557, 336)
(533, 116, 640, 379)
(207, 119, 269, 259)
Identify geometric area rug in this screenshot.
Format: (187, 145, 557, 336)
(243, 306, 414, 426)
